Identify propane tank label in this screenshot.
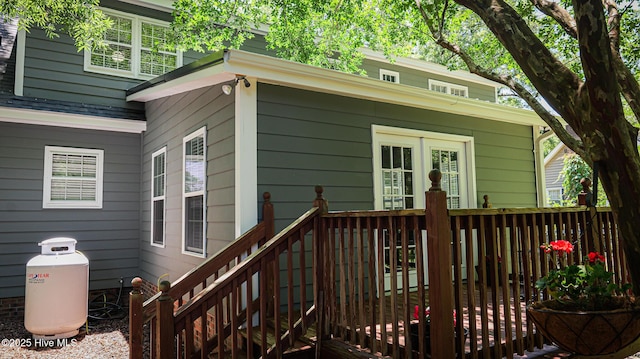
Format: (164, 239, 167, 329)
(27, 273, 50, 284)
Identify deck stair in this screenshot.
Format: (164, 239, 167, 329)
(238, 314, 317, 359)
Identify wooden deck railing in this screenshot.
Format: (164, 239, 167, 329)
(129, 192, 275, 359)
(314, 172, 624, 359)
(448, 206, 622, 359)
(131, 173, 625, 359)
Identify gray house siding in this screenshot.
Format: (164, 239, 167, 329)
(256, 83, 534, 307)
(361, 59, 497, 103)
(0, 122, 141, 298)
(257, 83, 535, 230)
(20, 0, 203, 111)
(139, 84, 236, 283)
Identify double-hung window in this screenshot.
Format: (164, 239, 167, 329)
(42, 146, 104, 209)
(85, 9, 181, 79)
(182, 128, 206, 256)
(151, 147, 166, 247)
(428, 79, 468, 98)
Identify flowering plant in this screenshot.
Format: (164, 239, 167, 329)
(534, 240, 633, 311)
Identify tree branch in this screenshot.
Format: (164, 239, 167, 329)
(531, 0, 577, 38)
(432, 36, 587, 159)
(603, 0, 640, 123)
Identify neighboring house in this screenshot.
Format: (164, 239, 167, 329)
(543, 143, 573, 205)
(0, 0, 547, 311)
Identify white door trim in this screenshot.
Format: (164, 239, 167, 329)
(372, 125, 478, 210)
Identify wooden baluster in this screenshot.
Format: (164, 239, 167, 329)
(424, 169, 455, 358)
(156, 280, 175, 358)
(129, 277, 143, 359)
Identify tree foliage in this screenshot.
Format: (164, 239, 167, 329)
(0, 0, 111, 50)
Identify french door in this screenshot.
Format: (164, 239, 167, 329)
(373, 128, 474, 292)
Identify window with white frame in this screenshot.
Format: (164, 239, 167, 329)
(547, 188, 563, 205)
(85, 9, 181, 79)
(42, 146, 104, 209)
(428, 79, 468, 98)
(151, 147, 166, 247)
(380, 69, 400, 84)
(183, 128, 206, 256)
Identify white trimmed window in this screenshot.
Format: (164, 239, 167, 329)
(151, 147, 166, 247)
(380, 69, 400, 83)
(85, 9, 182, 79)
(547, 188, 563, 205)
(43, 146, 104, 209)
(428, 79, 468, 98)
(182, 128, 206, 257)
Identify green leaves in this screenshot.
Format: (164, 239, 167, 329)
(1, 0, 112, 51)
(536, 250, 630, 311)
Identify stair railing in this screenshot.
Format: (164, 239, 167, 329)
(129, 192, 275, 359)
(161, 205, 322, 358)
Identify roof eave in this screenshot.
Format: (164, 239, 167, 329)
(128, 49, 546, 127)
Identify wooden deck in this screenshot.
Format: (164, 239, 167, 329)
(335, 284, 538, 356)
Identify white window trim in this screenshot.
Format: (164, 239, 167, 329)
(379, 69, 400, 84)
(83, 8, 183, 80)
(182, 127, 206, 258)
(547, 187, 563, 203)
(428, 79, 469, 98)
(371, 125, 477, 210)
(42, 146, 104, 209)
(151, 147, 166, 248)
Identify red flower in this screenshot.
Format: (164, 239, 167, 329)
(550, 240, 574, 253)
(588, 251, 605, 263)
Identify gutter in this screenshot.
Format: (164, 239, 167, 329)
(126, 50, 227, 97)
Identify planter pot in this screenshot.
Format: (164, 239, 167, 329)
(527, 303, 640, 355)
(409, 322, 467, 356)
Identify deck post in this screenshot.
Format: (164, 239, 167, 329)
(313, 185, 329, 358)
(156, 280, 175, 359)
(129, 277, 143, 359)
(263, 192, 275, 239)
(424, 169, 455, 358)
(578, 178, 601, 252)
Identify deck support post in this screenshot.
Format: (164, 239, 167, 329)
(129, 277, 143, 359)
(313, 185, 329, 358)
(156, 280, 175, 359)
(425, 169, 455, 358)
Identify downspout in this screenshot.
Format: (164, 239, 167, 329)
(14, 30, 25, 96)
(534, 126, 554, 207)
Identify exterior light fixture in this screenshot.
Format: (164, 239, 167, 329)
(222, 84, 233, 95)
(221, 76, 251, 95)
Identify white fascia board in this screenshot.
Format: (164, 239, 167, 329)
(116, 0, 173, 12)
(0, 107, 146, 133)
(128, 49, 546, 127)
(224, 50, 546, 127)
(544, 143, 567, 166)
(360, 48, 500, 88)
(126, 68, 235, 102)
